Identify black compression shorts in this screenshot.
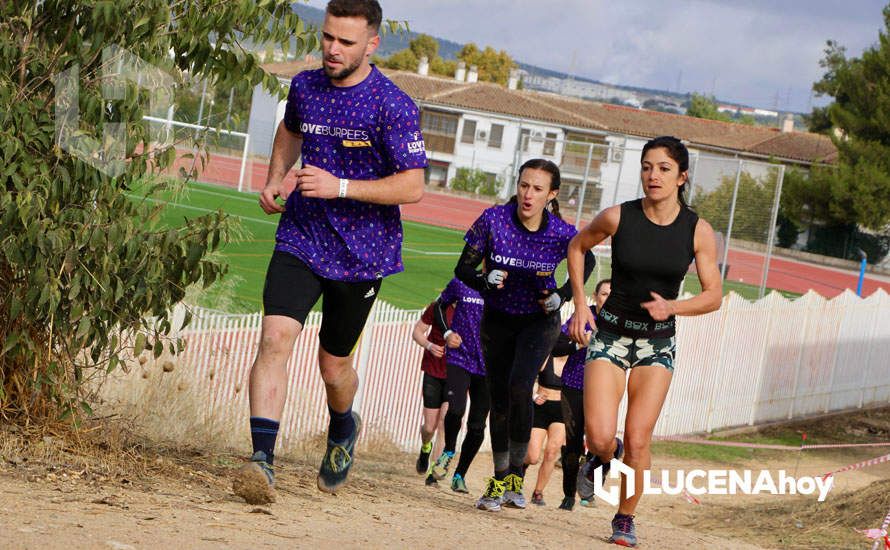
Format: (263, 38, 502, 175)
(262, 250, 381, 357)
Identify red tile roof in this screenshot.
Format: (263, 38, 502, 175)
(262, 62, 835, 164)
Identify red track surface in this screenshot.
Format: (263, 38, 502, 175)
(193, 151, 890, 298)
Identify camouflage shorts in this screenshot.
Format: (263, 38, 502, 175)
(585, 329, 676, 373)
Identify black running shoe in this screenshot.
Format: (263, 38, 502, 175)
(416, 443, 432, 474)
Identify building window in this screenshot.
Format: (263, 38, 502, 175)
(488, 123, 504, 149)
(421, 110, 459, 153)
(543, 132, 558, 156)
(520, 129, 530, 152)
(461, 119, 476, 144)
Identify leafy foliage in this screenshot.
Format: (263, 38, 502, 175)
(450, 168, 499, 196)
(0, 0, 316, 419)
(800, 9, 890, 232)
(692, 169, 780, 243)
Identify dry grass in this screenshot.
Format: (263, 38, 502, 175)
(679, 478, 890, 550)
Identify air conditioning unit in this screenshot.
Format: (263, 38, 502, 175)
(610, 148, 624, 163)
(476, 129, 488, 142)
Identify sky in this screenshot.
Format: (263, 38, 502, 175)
(305, 0, 887, 113)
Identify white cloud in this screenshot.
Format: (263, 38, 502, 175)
(310, 0, 886, 111)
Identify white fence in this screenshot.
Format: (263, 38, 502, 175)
(169, 289, 890, 454)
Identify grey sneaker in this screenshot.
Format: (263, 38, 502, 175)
(430, 451, 454, 480)
(450, 473, 468, 493)
(475, 477, 506, 511)
(609, 513, 638, 547)
(502, 473, 526, 509)
(317, 411, 362, 493)
(233, 451, 276, 504)
(577, 437, 624, 501)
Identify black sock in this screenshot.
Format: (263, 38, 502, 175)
(249, 416, 280, 465)
(328, 405, 355, 442)
(494, 469, 508, 481)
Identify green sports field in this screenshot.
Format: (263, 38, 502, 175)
(141, 181, 789, 313)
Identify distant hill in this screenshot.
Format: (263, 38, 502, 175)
(290, 4, 464, 58)
(287, 4, 729, 110)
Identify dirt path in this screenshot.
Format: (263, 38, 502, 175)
(4, 408, 889, 550)
(1, 450, 777, 550)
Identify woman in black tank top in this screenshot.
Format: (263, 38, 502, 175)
(564, 137, 723, 547)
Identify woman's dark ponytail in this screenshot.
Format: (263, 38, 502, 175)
(550, 197, 562, 220)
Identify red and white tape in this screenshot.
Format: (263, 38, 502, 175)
(655, 436, 890, 451)
(821, 452, 890, 480)
(646, 474, 701, 505)
(860, 505, 890, 550)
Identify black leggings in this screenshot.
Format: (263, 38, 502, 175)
(561, 386, 585, 499)
(480, 308, 561, 459)
(443, 364, 490, 477)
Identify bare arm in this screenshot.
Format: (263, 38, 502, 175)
(411, 319, 444, 358)
(295, 165, 424, 205)
(259, 120, 303, 214)
(676, 219, 723, 315)
(641, 218, 723, 319)
(567, 206, 619, 343)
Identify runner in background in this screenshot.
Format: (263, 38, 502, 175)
(411, 301, 454, 482)
(429, 278, 488, 493)
(522, 356, 565, 506)
(554, 278, 610, 511)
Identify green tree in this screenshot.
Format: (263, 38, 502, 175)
(409, 34, 438, 60)
(429, 56, 457, 77)
(457, 43, 516, 85)
(685, 93, 732, 122)
(692, 169, 779, 243)
(0, 0, 316, 418)
(379, 34, 456, 77)
(799, 9, 890, 231)
(381, 48, 418, 71)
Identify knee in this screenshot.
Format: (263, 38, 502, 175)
(258, 325, 298, 358)
(587, 433, 616, 457)
(318, 354, 353, 385)
(526, 449, 541, 465)
(544, 444, 561, 463)
(466, 418, 486, 435)
(623, 431, 652, 461)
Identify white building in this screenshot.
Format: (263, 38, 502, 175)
(249, 61, 836, 219)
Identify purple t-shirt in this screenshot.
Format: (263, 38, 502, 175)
(464, 202, 577, 315)
(274, 66, 428, 281)
(561, 308, 596, 391)
(439, 278, 485, 376)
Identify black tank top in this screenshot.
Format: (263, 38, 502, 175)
(597, 199, 698, 338)
(538, 357, 561, 390)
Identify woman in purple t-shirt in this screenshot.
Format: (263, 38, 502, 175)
(454, 159, 595, 512)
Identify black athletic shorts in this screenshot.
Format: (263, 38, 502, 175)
(532, 398, 564, 429)
(422, 372, 448, 409)
(262, 250, 381, 357)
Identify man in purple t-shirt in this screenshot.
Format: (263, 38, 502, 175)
(233, 0, 427, 505)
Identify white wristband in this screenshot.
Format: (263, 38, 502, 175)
(425, 342, 433, 351)
(443, 330, 453, 340)
(338, 178, 349, 198)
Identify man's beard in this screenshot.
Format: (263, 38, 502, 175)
(324, 57, 362, 81)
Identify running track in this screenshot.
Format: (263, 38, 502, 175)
(180, 150, 890, 299)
